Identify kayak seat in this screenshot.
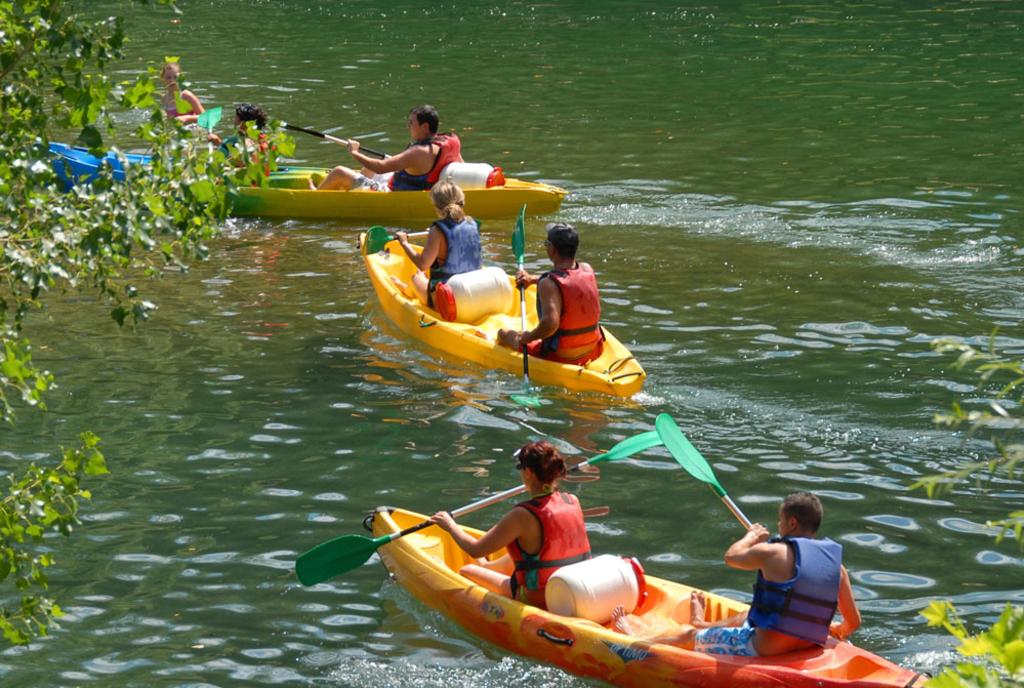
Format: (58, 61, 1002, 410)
(406, 532, 445, 562)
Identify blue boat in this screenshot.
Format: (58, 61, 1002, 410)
(48, 142, 151, 190)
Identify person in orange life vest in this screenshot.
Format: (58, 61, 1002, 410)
(496, 223, 604, 365)
(393, 181, 482, 306)
(160, 61, 205, 125)
(612, 492, 861, 657)
(312, 104, 463, 192)
(429, 441, 591, 609)
(208, 103, 270, 166)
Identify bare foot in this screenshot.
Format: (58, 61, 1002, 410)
(389, 275, 413, 297)
(611, 605, 635, 636)
(307, 177, 317, 191)
(689, 590, 708, 627)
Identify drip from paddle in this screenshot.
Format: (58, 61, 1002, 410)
(654, 413, 753, 529)
(509, 204, 543, 408)
(283, 123, 387, 160)
(294, 428, 664, 585)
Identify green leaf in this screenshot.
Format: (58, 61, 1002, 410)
(122, 77, 155, 108)
(189, 180, 216, 203)
(76, 125, 103, 153)
(85, 450, 108, 477)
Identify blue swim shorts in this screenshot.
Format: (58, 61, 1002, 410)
(694, 621, 758, 657)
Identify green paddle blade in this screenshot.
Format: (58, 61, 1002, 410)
(655, 413, 727, 497)
(589, 430, 662, 465)
(511, 204, 526, 265)
(295, 532, 390, 586)
(197, 106, 222, 132)
(363, 225, 394, 253)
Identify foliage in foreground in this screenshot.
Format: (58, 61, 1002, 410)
(0, 434, 107, 644)
(922, 601, 1024, 688)
(917, 338, 1024, 687)
(1, 0, 291, 644)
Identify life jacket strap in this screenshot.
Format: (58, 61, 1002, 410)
(751, 582, 837, 624)
(513, 551, 591, 572)
(556, 323, 600, 337)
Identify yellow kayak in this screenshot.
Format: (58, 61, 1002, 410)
(230, 167, 565, 222)
(371, 506, 925, 688)
(360, 233, 646, 397)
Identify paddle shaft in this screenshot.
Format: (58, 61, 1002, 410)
(396, 230, 430, 241)
(717, 488, 753, 530)
(284, 123, 387, 159)
(518, 273, 531, 380)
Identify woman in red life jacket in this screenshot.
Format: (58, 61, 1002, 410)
(429, 441, 591, 609)
(497, 222, 604, 365)
(160, 61, 206, 125)
(312, 104, 462, 192)
(394, 181, 481, 306)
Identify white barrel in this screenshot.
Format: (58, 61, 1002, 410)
(436, 266, 514, 323)
(438, 162, 497, 189)
(545, 554, 644, 624)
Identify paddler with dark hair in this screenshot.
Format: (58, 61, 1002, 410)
(313, 104, 463, 191)
(428, 440, 591, 609)
(612, 491, 861, 657)
(497, 222, 604, 365)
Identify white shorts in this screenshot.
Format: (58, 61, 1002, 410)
(352, 172, 392, 192)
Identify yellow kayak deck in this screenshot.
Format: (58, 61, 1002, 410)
(372, 507, 923, 688)
(360, 234, 646, 397)
(231, 168, 566, 222)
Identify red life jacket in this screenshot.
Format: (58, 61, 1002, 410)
(538, 262, 603, 361)
(507, 491, 591, 608)
(389, 132, 463, 191)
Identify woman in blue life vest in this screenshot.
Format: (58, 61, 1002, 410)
(612, 492, 861, 657)
(429, 441, 592, 609)
(393, 181, 481, 307)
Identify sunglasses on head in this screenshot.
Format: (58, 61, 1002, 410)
(513, 449, 526, 471)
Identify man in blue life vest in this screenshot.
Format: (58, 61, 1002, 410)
(312, 104, 462, 191)
(497, 223, 604, 365)
(612, 492, 861, 657)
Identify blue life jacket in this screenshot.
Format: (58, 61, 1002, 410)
(430, 217, 481, 281)
(746, 536, 842, 646)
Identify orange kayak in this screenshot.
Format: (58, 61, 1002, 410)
(371, 507, 925, 688)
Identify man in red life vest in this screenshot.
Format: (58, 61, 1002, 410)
(613, 492, 861, 657)
(497, 223, 604, 365)
(312, 104, 462, 191)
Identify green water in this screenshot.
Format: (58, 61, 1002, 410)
(3, 1, 1022, 685)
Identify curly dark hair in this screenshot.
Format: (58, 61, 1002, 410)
(235, 103, 267, 129)
(515, 440, 568, 485)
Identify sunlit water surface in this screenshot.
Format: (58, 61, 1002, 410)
(2, 1, 1021, 685)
